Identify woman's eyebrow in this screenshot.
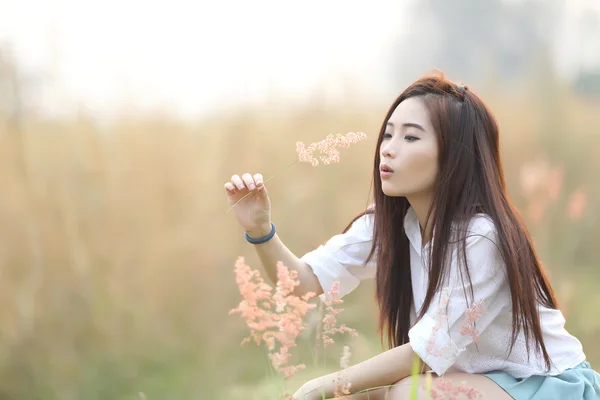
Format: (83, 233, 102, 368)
(386, 121, 425, 131)
(402, 122, 425, 131)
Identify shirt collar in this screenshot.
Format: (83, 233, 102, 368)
(404, 206, 424, 257)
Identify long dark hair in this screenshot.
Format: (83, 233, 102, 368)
(344, 72, 557, 369)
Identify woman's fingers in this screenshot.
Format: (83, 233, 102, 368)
(226, 172, 264, 194)
(224, 182, 236, 192)
(242, 173, 256, 190)
(231, 174, 245, 190)
(254, 173, 263, 186)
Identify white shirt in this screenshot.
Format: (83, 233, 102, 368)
(300, 207, 586, 378)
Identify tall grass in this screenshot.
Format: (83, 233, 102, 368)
(0, 81, 597, 398)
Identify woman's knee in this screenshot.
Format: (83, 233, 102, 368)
(384, 375, 427, 400)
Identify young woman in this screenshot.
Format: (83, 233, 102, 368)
(223, 73, 600, 399)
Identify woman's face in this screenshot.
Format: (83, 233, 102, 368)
(379, 97, 439, 199)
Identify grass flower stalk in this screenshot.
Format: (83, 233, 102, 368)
(225, 132, 366, 214)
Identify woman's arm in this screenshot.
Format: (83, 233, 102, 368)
(293, 343, 430, 399)
(250, 230, 325, 298)
(251, 212, 376, 300)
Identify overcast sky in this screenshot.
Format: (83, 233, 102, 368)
(1, 0, 598, 119)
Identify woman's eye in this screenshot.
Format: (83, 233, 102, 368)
(383, 132, 392, 139)
(405, 135, 419, 142)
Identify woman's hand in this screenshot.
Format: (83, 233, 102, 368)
(224, 172, 272, 237)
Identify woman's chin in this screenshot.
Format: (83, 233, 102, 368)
(381, 185, 405, 197)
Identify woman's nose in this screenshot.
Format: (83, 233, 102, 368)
(381, 143, 395, 158)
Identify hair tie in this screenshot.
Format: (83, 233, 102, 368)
(457, 83, 468, 100)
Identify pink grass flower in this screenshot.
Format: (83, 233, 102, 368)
(519, 160, 564, 223)
(567, 188, 588, 221)
(428, 378, 484, 399)
(332, 345, 352, 399)
(227, 131, 366, 215)
(229, 257, 317, 380)
(320, 281, 358, 348)
(519, 160, 563, 202)
(296, 132, 367, 167)
(527, 199, 547, 223)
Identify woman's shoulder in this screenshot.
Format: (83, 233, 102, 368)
(349, 210, 375, 233)
(338, 207, 375, 240)
(455, 213, 500, 252)
(466, 213, 496, 236)
(452, 214, 506, 278)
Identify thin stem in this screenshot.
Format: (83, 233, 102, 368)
(410, 353, 421, 399)
(265, 349, 276, 378)
(225, 159, 300, 214)
(352, 385, 394, 396)
(312, 302, 324, 368)
(264, 349, 288, 398)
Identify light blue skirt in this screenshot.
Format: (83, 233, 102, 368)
(484, 361, 600, 400)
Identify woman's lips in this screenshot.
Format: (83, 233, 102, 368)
(380, 164, 394, 178)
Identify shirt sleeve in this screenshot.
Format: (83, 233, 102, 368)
(299, 212, 376, 302)
(408, 220, 509, 376)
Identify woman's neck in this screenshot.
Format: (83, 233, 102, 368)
(407, 195, 434, 247)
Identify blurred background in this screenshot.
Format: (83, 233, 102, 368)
(0, 0, 599, 398)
